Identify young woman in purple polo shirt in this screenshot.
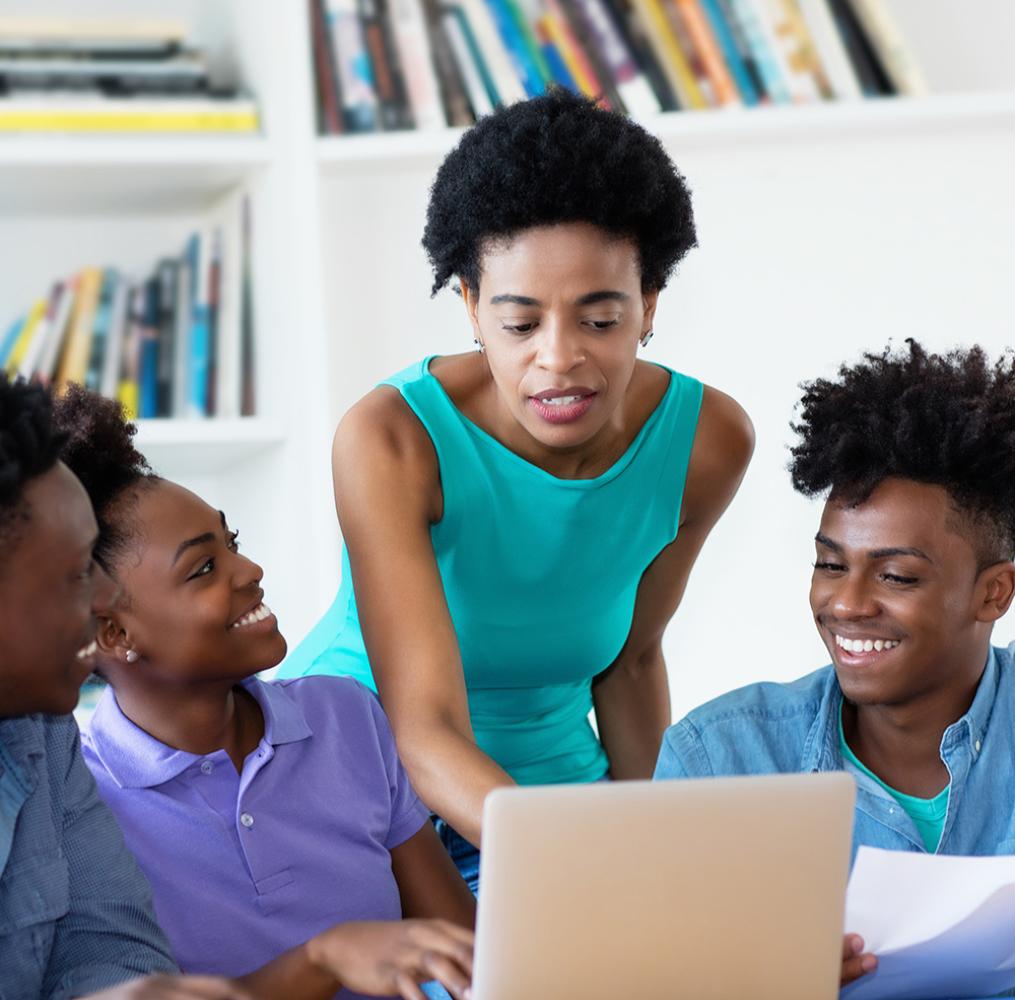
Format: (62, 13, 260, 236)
(54, 387, 475, 1000)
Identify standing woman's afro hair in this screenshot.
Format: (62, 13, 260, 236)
(422, 88, 697, 296)
(0, 374, 64, 546)
(52, 384, 155, 572)
(790, 339, 1015, 562)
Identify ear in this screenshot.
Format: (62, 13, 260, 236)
(95, 615, 137, 665)
(641, 288, 660, 338)
(975, 562, 1015, 623)
(459, 278, 482, 336)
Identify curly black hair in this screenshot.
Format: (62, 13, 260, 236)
(422, 88, 697, 296)
(52, 384, 156, 574)
(790, 339, 1015, 565)
(0, 374, 65, 548)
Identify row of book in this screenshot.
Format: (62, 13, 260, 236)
(1, 196, 256, 420)
(0, 17, 258, 133)
(310, 0, 927, 133)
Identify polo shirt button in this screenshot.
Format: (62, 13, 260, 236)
(240, 812, 255, 829)
(975, 739, 982, 753)
(200, 761, 213, 774)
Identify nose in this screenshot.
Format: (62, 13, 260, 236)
(828, 571, 879, 620)
(534, 319, 584, 374)
(234, 550, 265, 590)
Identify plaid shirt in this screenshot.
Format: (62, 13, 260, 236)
(0, 713, 176, 1000)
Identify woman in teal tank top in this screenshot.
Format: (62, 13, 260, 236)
(281, 91, 754, 887)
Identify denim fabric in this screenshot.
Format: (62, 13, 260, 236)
(432, 817, 481, 896)
(655, 643, 1015, 863)
(0, 714, 175, 1000)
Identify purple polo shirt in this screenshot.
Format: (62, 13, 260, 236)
(81, 675, 428, 997)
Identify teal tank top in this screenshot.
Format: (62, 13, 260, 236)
(280, 356, 703, 786)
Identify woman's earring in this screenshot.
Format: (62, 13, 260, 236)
(474, 339, 485, 354)
(125, 649, 138, 663)
(640, 329, 654, 348)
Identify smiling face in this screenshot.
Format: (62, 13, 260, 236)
(0, 462, 117, 717)
(462, 222, 657, 457)
(810, 477, 1014, 709)
(96, 480, 286, 684)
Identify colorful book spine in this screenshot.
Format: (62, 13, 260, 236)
(186, 232, 210, 418)
(84, 270, 116, 392)
(0, 316, 23, 369)
(324, 0, 380, 131)
(310, 0, 345, 132)
(17, 283, 62, 380)
(0, 97, 259, 133)
(825, 0, 892, 95)
(485, 0, 546, 97)
(673, 0, 742, 106)
(457, 0, 528, 104)
(37, 278, 76, 387)
(533, 17, 581, 92)
(422, 0, 476, 126)
(55, 266, 103, 392)
(385, 0, 450, 126)
(725, 0, 791, 103)
(699, 0, 760, 105)
(541, 4, 605, 100)
(100, 276, 130, 400)
(845, 0, 927, 95)
(628, 0, 706, 108)
(599, 0, 680, 110)
(5, 298, 47, 376)
(137, 280, 160, 420)
(443, 8, 498, 115)
(795, 0, 860, 99)
(362, 0, 418, 130)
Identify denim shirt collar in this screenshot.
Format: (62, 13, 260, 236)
(87, 679, 313, 790)
(0, 715, 46, 874)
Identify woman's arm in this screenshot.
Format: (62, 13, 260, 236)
(593, 386, 754, 778)
(332, 390, 513, 847)
(391, 823, 478, 925)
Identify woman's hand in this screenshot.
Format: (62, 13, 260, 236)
(82, 975, 253, 999)
(841, 932, 878, 985)
(306, 919, 475, 1000)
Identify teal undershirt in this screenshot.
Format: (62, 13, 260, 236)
(839, 706, 949, 853)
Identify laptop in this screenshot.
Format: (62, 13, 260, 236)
(471, 772, 855, 1000)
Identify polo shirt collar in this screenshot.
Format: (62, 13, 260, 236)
(88, 678, 313, 790)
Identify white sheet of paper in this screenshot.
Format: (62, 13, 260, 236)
(842, 846, 1015, 999)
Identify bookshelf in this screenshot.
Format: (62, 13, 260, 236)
(3, 0, 1014, 716)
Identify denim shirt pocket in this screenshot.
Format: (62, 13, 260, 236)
(0, 852, 70, 998)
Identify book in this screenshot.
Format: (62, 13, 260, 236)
(212, 192, 244, 419)
(443, 7, 497, 116)
(0, 51, 209, 94)
(628, 0, 705, 108)
(0, 93, 259, 132)
(17, 283, 63, 381)
(422, 0, 475, 125)
(117, 296, 141, 421)
(824, 0, 892, 95)
(323, 0, 381, 131)
(310, 0, 345, 132)
(673, 0, 742, 106)
(240, 197, 256, 418)
(660, 0, 717, 107)
(206, 234, 221, 417)
(388, 0, 448, 127)
(763, 0, 830, 99)
(699, 0, 761, 105)
(796, 0, 861, 99)
(84, 270, 117, 392)
(37, 277, 76, 387)
(485, 0, 548, 98)
(360, 0, 416, 130)
(599, 0, 680, 110)
(845, 0, 927, 96)
(0, 17, 185, 57)
(55, 266, 103, 392)
(0, 316, 23, 368)
(185, 232, 211, 418)
(456, 0, 527, 104)
(137, 280, 160, 420)
(715, 0, 767, 99)
(155, 259, 178, 417)
(5, 298, 47, 376)
(571, 0, 662, 115)
(172, 251, 193, 417)
(100, 275, 130, 400)
(539, 6, 604, 99)
(742, 0, 814, 102)
(555, 0, 623, 109)
(724, 0, 791, 102)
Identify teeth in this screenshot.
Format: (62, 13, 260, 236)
(542, 396, 583, 406)
(231, 602, 272, 629)
(834, 634, 899, 653)
(76, 639, 98, 660)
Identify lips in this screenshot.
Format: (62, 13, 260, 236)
(528, 387, 598, 425)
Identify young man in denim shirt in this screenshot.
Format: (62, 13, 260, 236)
(0, 376, 248, 1000)
(655, 341, 1015, 985)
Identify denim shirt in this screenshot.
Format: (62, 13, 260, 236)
(0, 714, 176, 1000)
(655, 643, 1015, 861)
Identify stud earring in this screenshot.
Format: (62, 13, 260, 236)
(640, 329, 654, 348)
(125, 649, 138, 663)
(474, 338, 485, 354)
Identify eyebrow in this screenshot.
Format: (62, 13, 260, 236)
(172, 511, 227, 566)
(488, 290, 630, 307)
(814, 532, 933, 563)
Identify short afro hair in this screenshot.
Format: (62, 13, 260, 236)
(52, 385, 155, 574)
(422, 88, 697, 296)
(790, 339, 1015, 565)
(0, 375, 64, 548)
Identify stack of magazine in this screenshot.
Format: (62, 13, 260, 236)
(0, 16, 259, 133)
(1, 194, 256, 420)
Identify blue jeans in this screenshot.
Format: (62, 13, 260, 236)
(432, 816, 481, 896)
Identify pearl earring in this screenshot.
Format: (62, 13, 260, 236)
(640, 329, 654, 348)
(125, 650, 138, 663)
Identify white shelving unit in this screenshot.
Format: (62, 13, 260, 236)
(4, 0, 1014, 714)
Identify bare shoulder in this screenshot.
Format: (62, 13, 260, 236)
(332, 386, 441, 521)
(682, 384, 755, 525)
